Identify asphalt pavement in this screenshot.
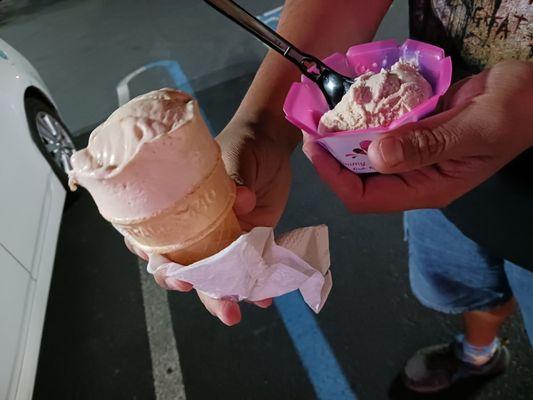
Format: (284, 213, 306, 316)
(0, 0, 407, 135)
(1, 1, 532, 399)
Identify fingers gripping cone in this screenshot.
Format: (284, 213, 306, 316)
(68, 89, 241, 265)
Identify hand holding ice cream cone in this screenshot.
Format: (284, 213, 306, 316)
(68, 88, 330, 324)
(69, 89, 242, 265)
(68, 88, 286, 325)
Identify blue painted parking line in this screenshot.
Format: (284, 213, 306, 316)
(143, 61, 215, 134)
(143, 60, 195, 94)
(119, 59, 357, 399)
(164, 60, 357, 400)
(116, 60, 214, 134)
(275, 292, 357, 400)
(257, 5, 283, 30)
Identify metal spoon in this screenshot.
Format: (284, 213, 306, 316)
(203, 0, 353, 109)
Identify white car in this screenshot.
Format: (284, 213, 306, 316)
(0, 38, 75, 400)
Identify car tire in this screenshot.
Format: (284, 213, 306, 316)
(25, 96, 76, 191)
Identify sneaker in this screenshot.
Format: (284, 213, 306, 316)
(402, 338, 510, 393)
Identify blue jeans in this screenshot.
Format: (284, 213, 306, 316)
(405, 209, 533, 345)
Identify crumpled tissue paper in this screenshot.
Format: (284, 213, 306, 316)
(146, 225, 332, 313)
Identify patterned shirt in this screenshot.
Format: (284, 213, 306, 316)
(409, 1, 533, 269)
(409, 0, 532, 75)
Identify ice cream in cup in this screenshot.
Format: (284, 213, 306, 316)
(283, 39, 452, 173)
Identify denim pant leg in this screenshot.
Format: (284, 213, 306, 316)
(404, 209, 513, 314)
(504, 262, 533, 346)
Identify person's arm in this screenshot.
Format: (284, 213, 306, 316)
(229, 0, 394, 153)
(217, 0, 393, 227)
(160, 0, 393, 326)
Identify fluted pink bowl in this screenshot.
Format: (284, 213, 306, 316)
(283, 39, 452, 173)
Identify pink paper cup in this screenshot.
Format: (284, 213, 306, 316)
(283, 39, 452, 173)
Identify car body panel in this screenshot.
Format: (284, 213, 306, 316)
(0, 247, 31, 400)
(13, 175, 64, 400)
(0, 38, 67, 399)
(0, 39, 57, 271)
(0, 39, 55, 108)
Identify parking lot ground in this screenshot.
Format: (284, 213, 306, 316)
(34, 72, 533, 400)
(1, 1, 531, 399)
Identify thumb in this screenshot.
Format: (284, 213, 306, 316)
(233, 185, 256, 216)
(368, 104, 484, 173)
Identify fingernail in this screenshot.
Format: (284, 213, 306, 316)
(301, 143, 311, 159)
(302, 142, 316, 162)
(218, 302, 241, 326)
(165, 277, 182, 290)
(379, 137, 404, 167)
(255, 299, 272, 309)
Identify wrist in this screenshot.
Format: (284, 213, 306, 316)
(231, 106, 302, 153)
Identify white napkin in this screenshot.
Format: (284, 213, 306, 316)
(147, 225, 332, 313)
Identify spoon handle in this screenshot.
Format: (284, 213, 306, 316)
(203, 0, 324, 82)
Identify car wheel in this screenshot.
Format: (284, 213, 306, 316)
(25, 97, 76, 190)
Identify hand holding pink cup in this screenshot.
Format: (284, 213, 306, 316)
(283, 39, 452, 174)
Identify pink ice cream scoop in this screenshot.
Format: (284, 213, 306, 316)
(319, 60, 433, 134)
(68, 88, 242, 265)
(68, 89, 219, 220)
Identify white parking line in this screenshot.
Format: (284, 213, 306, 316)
(117, 67, 187, 399)
(116, 64, 149, 106)
(257, 5, 283, 30)
(138, 260, 186, 400)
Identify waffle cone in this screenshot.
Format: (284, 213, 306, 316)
(164, 207, 241, 264)
(110, 152, 242, 265)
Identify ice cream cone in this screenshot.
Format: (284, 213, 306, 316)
(68, 89, 243, 265)
(164, 206, 241, 265)
(111, 151, 242, 264)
